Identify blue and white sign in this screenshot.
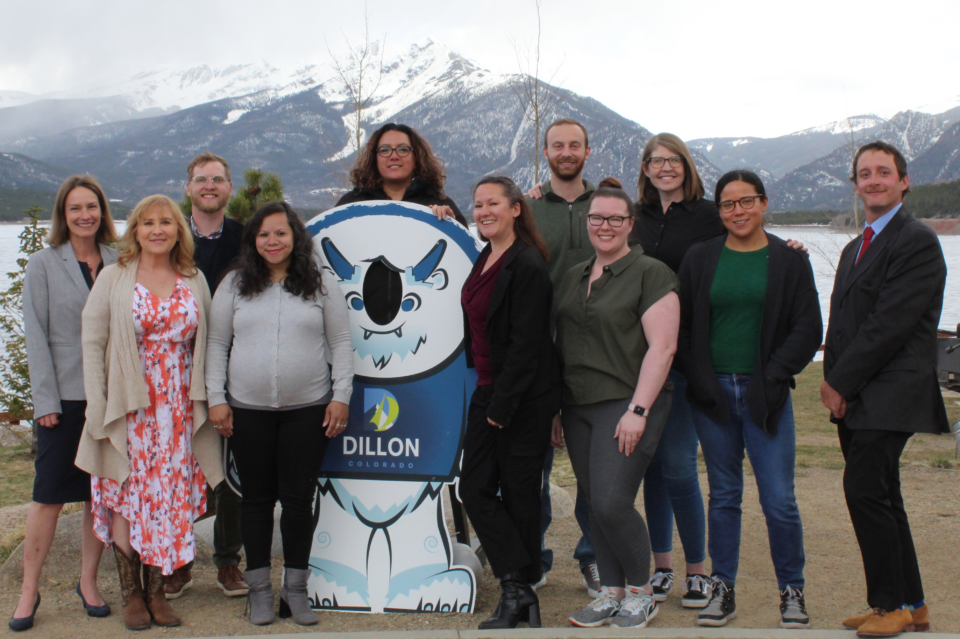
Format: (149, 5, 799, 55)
(304, 201, 482, 614)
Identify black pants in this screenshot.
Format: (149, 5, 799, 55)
(230, 404, 329, 571)
(213, 469, 243, 569)
(459, 386, 551, 583)
(839, 424, 923, 611)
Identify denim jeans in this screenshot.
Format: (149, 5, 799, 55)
(541, 447, 596, 574)
(643, 370, 706, 564)
(691, 373, 805, 589)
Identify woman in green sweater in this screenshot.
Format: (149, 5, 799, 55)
(676, 170, 822, 631)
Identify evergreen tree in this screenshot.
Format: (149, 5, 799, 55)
(226, 168, 284, 224)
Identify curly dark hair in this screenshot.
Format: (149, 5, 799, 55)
(234, 201, 325, 301)
(349, 123, 448, 196)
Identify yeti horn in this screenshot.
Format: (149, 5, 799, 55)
(411, 240, 447, 282)
(321, 237, 359, 282)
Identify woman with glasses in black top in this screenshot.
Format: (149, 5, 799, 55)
(335, 123, 467, 225)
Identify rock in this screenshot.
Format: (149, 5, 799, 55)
(548, 482, 575, 519)
(0, 504, 30, 547)
(0, 511, 215, 588)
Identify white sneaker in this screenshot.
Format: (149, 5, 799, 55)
(650, 568, 674, 602)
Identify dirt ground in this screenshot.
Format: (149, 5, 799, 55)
(0, 463, 957, 638)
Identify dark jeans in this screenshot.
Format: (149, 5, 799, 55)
(839, 424, 923, 611)
(229, 404, 330, 571)
(692, 374, 805, 589)
(460, 386, 552, 583)
(540, 448, 595, 574)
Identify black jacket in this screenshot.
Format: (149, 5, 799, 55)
(336, 178, 467, 226)
(631, 197, 725, 274)
(677, 233, 822, 434)
(463, 239, 562, 431)
(192, 216, 244, 295)
(824, 207, 948, 434)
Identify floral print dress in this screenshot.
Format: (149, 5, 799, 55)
(91, 278, 207, 574)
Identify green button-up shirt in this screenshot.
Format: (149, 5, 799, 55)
(554, 246, 679, 405)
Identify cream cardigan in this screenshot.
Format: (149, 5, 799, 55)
(75, 258, 225, 487)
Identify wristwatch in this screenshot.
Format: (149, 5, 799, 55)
(627, 403, 647, 417)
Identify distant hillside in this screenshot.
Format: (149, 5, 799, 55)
(909, 179, 960, 218)
(0, 186, 55, 220)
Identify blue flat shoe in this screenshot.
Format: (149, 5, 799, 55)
(8, 593, 40, 631)
(76, 582, 111, 618)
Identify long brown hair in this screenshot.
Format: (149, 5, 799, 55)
(47, 175, 119, 247)
(118, 194, 197, 276)
(637, 132, 705, 206)
(349, 123, 448, 196)
(473, 176, 549, 262)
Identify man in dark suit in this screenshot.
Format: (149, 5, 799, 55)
(821, 141, 947, 637)
(163, 152, 247, 600)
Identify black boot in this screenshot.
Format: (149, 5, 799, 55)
(478, 572, 541, 629)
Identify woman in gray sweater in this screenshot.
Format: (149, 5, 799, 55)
(205, 202, 354, 626)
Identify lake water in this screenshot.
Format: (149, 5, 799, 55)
(1, 223, 957, 332)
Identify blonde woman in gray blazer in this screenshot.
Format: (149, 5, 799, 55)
(11, 176, 118, 632)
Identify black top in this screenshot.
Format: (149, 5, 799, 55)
(631, 197, 725, 273)
(336, 177, 467, 226)
(192, 216, 244, 295)
(77, 260, 104, 289)
(677, 233, 822, 434)
(462, 240, 562, 438)
(824, 207, 948, 434)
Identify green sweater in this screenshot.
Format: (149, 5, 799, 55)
(709, 245, 769, 374)
(527, 179, 596, 287)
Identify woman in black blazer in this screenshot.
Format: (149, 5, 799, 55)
(459, 175, 561, 630)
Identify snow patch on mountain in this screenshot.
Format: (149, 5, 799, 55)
(789, 115, 885, 137)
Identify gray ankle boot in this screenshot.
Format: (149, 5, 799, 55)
(244, 567, 275, 625)
(278, 568, 318, 625)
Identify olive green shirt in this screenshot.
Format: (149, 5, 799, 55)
(527, 179, 596, 288)
(554, 246, 679, 405)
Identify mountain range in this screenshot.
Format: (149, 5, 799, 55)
(1, 39, 958, 217)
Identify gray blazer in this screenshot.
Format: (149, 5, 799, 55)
(24, 241, 118, 417)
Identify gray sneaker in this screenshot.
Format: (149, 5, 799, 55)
(780, 585, 810, 629)
(580, 563, 601, 598)
(611, 590, 659, 628)
(568, 589, 620, 628)
(698, 578, 736, 627)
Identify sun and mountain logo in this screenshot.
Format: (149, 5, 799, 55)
(364, 389, 399, 432)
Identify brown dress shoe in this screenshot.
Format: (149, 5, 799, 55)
(113, 546, 150, 631)
(909, 604, 930, 632)
(844, 610, 875, 630)
(218, 564, 250, 597)
(857, 608, 913, 638)
(142, 564, 182, 627)
(163, 561, 194, 600)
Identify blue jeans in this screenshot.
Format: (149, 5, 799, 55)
(691, 374, 805, 589)
(541, 447, 596, 573)
(643, 371, 706, 564)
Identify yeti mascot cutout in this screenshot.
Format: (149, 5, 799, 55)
(303, 201, 482, 613)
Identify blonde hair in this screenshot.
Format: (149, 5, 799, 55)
(118, 194, 197, 276)
(47, 175, 119, 247)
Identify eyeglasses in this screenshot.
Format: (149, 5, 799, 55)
(718, 195, 764, 214)
(190, 175, 229, 185)
(377, 145, 413, 158)
(646, 156, 683, 169)
(586, 214, 629, 228)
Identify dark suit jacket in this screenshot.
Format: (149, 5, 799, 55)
(677, 233, 822, 434)
(463, 239, 562, 432)
(823, 206, 948, 434)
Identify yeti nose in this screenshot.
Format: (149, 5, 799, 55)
(363, 260, 403, 326)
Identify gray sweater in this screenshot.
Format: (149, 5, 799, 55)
(205, 269, 354, 409)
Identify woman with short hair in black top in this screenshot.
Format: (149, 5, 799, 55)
(631, 132, 721, 608)
(676, 170, 821, 629)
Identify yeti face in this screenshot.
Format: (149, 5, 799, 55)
(308, 203, 481, 380)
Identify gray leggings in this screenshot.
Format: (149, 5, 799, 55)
(562, 390, 671, 588)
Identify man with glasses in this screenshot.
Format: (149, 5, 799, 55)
(822, 141, 946, 637)
(526, 118, 600, 598)
(162, 151, 249, 601)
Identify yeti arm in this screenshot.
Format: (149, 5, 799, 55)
(486, 249, 552, 427)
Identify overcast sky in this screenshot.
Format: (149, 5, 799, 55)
(1, 0, 957, 140)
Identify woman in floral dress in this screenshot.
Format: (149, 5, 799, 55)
(76, 194, 224, 631)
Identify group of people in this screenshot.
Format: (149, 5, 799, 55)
(9, 116, 947, 638)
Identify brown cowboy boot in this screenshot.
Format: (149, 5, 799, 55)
(142, 564, 182, 627)
(113, 546, 150, 631)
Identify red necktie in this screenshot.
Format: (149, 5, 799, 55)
(856, 227, 874, 265)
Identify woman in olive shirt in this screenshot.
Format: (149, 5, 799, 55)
(555, 186, 679, 629)
(676, 170, 821, 630)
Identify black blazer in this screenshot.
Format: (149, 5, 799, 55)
(677, 234, 822, 434)
(463, 239, 562, 430)
(193, 216, 244, 295)
(823, 207, 948, 434)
